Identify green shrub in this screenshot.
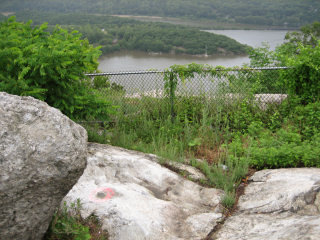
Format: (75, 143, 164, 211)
(227, 122, 320, 169)
(91, 75, 125, 94)
(0, 17, 114, 120)
(281, 40, 320, 104)
(287, 101, 320, 140)
(175, 96, 205, 123)
(248, 23, 320, 104)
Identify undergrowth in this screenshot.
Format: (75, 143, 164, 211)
(84, 83, 320, 210)
(44, 199, 109, 240)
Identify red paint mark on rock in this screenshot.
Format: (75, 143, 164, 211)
(89, 187, 114, 203)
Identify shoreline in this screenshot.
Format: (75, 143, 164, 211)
(109, 14, 300, 31)
(99, 50, 248, 60)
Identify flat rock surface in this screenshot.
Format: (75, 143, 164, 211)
(163, 161, 207, 182)
(64, 143, 224, 240)
(0, 92, 87, 240)
(213, 168, 320, 240)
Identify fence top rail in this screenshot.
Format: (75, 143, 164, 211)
(85, 66, 291, 77)
(85, 70, 164, 76)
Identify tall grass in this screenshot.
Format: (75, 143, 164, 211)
(84, 74, 320, 209)
(84, 91, 278, 209)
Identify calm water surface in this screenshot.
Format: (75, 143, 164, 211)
(99, 30, 289, 72)
(207, 30, 288, 50)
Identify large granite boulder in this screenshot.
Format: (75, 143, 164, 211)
(212, 168, 320, 240)
(64, 143, 225, 240)
(0, 92, 88, 240)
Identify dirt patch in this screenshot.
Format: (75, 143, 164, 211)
(195, 145, 224, 165)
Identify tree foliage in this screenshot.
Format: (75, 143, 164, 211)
(0, 17, 114, 120)
(282, 41, 320, 103)
(248, 22, 320, 103)
(284, 21, 320, 48)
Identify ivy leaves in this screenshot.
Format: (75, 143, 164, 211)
(163, 63, 260, 99)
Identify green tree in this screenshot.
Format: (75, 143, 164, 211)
(281, 40, 320, 103)
(273, 22, 320, 103)
(284, 21, 320, 48)
(248, 22, 320, 103)
(273, 21, 320, 62)
(0, 17, 114, 120)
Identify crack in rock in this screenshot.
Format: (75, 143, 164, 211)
(211, 168, 320, 240)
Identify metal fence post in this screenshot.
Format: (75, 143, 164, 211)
(169, 71, 175, 123)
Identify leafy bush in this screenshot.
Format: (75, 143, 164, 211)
(286, 101, 320, 140)
(281, 40, 320, 104)
(91, 75, 125, 94)
(227, 121, 320, 169)
(0, 17, 114, 120)
(248, 23, 320, 104)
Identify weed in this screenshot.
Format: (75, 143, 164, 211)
(44, 199, 108, 240)
(190, 153, 248, 209)
(221, 190, 236, 210)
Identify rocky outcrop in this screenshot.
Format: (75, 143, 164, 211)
(212, 168, 320, 240)
(0, 92, 87, 240)
(64, 143, 225, 240)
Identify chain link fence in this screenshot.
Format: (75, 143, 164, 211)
(85, 67, 291, 122)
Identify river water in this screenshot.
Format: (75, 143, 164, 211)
(98, 30, 289, 72)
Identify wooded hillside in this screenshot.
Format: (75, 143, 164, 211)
(1, 0, 319, 28)
(11, 12, 249, 56)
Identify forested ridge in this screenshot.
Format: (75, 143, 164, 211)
(1, 0, 319, 27)
(11, 12, 249, 56)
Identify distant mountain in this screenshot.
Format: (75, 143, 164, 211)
(1, 0, 319, 28)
